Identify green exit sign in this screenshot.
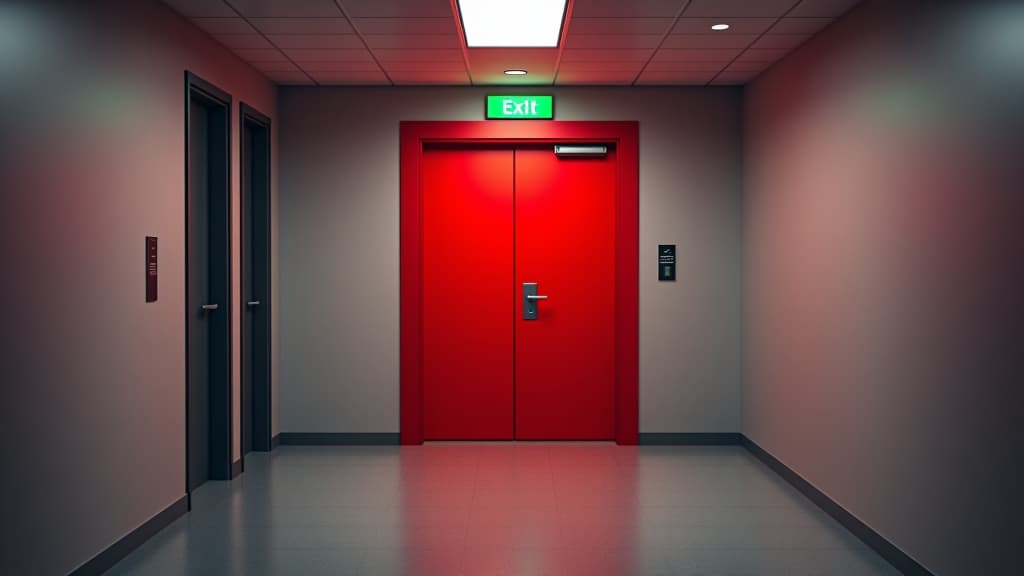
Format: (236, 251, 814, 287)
(486, 95, 553, 119)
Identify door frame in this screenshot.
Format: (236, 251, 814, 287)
(399, 121, 639, 445)
(239, 102, 273, 471)
(185, 71, 233, 499)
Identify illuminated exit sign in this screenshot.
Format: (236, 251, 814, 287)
(486, 95, 553, 119)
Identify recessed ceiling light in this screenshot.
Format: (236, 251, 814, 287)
(457, 0, 568, 47)
(504, 69, 528, 76)
(711, 23, 730, 31)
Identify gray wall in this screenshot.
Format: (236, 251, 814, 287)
(279, 87, 743, 434)
(0, 1, 277, 574)
(744, 0, 1021, 574)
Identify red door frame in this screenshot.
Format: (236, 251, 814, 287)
(400, 121, 639, 445)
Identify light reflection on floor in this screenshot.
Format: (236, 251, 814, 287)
(106, 443, 898, 575)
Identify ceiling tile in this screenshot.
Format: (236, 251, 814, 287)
(389, 70, 471, 85)
(381, 61, 467, 72)
(662, 34, 758, 49)
(712, 70, 762, 84)
(726, 61, 772, 72)
(561, 49, 654, 62)
(769, 17, 832, 34)
(375, 49, 464, 62)
(192, 18, 256, 35)
(234, 48, 290, 62)
(213, 34, 274, 50)
(466, 48, 558, 84)
(363, 35, 461, 50)
(295, 61, 382, 72)
(651, 48, 743, 62)
(251, 61, 302, 73)
(789, 0, 861, 18)
(673, 18, 776, 35)
(557, 72, 635, 85)
(264, 70, 316, 84)
(568, 18, 674, 35)
(751, 34, 811, 49)
(735, 48, 790, 62)
(566, 35, 662, 49)
(282, 48, 375, 62)
(352, 18, 457, 35)
(309, 70, 391, 84)
(250, 18, 353, 34)
(682, 0, 798, 18)
(340, 0, 452, 18)
(226, 0, 342, 18)
(573, 0, 687, 18)
(161, 0, 236, 18)
(268, 34, 365, 50)
(557, 61, 645, 72)
(645, 61, 729, 72)
(635, 70, 717, 84)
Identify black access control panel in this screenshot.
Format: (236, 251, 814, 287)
(146, 236, 158, 302)
(658, 244, 676, 281)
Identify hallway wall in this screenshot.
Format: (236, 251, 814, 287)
(279, 87, 744, 435)
(0, 1, 277, 574)
(743, 0, 1022, 573)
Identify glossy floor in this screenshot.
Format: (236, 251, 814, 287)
(106, 444, 898, 575)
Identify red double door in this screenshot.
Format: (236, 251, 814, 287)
(422, 145, 617, 440)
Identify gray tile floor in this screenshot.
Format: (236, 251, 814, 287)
(106, 444, 899, 575)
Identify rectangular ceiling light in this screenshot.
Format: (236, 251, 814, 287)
(457, 0, 568, 47)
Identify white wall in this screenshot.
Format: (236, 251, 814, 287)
(0, 1, 277, 574)
(744, 0, 1021, 574)
(279, 87, 743, 434)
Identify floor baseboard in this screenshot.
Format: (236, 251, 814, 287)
(69, 495, 188, 576)
(740, 435, 933, 576)
(638, 432, 742, 445)
(279, 432, 400, 445)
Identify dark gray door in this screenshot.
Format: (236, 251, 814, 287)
(241, 104, 272, 458)
(188, 100, 210, 488)
(187, 73, 232, 492)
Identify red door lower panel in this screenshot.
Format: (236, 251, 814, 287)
(422, 147, 514, 439)
(514, 148, 617, 439)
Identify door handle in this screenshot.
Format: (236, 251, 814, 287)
(523, 283, 548, 320)
(201, 304, 219, 311)
(247, 301, 261, 307)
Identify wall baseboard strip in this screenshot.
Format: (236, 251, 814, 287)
(70, 495, 188, 576)
(740, 436, 933, 576)
(638, 432, 742, 445)
(231, 459, 242, 479)
(270, 433, 280, 450)
(279, 432, 400, 445)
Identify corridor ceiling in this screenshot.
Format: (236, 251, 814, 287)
(162, 0, 862, 86)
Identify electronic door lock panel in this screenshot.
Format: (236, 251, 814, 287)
(523, 282, 549, 320)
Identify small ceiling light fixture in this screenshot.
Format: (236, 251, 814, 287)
(711, 23, 731, 31)
(457, 0, 568, 47)
(504, 69, 528, 76)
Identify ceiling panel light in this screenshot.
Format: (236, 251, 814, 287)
(457, 0, 568, 47)
(711, 24, 730, 31)
(504, 69, 528, 75)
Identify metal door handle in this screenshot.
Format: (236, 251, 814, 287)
(201, 304, 219, 311)
(523, 283, 547, 320)
(247, 301, 261, 307)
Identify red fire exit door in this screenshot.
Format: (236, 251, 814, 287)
(422, 146, 617, 440)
